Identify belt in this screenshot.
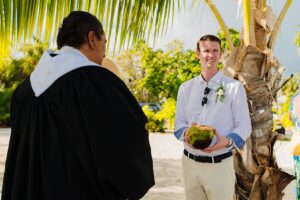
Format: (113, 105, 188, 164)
(183, 149, 232, 163)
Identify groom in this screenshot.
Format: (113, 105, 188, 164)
(174, 35, 251, 200)
(2, 11, 154, 200)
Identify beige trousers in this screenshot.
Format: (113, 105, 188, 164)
(182, 154, 235, 200)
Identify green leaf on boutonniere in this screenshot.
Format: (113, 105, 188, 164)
(215, 84, 225, 103)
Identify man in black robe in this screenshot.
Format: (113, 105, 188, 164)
(2, 11, 154, 200)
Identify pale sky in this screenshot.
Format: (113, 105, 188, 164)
(151, 0, 300, 77)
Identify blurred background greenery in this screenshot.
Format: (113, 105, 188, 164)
(1, 29, 300, 134)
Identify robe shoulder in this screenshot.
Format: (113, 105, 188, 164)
(2, 66, 154, 200)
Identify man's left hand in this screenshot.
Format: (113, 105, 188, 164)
(202, 130, 230, 153)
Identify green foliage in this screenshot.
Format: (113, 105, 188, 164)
(282, 75, 299, 96)
(140, 46, 199, 100)
(281, 112, 294, 128)
(273, 74, 300, 129)
(217, 28, 241, 51)
(0, 0, 179, 60)
(0, 42, 45, 89)
(142, 105, 165, 133)
(156, 98, 176, 130)
(141, 98, 176, 132)
(0, 41, 45, 126)
(116, 41, 155, 102)
(0, 88, 13, 127)
(116, 40, 200, 132)
(116, 40, 200, 102)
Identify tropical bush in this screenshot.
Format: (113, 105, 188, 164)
(156, 98, 176, 131)
(273, 74, 299, 131)
(116, 40, 200, 102)
(142, 105, 165, 133)
(217, 28, 241, 51)
(0, 42, 44, 89)
(0, 42, 45, 126)
(0, 88, 13, 127)
(116, 40, 200, 132)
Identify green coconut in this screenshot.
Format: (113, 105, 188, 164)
(187, 125, 214, 149)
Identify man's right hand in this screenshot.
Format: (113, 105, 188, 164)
(184, 123, 197, 149)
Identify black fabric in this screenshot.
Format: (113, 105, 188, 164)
(2, 66, 154, 200)
(184, 149, 232, 163)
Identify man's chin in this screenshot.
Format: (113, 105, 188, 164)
(203, 65, 214, 70)
(207, 62, 216, 66)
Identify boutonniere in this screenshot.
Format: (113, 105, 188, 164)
(215, 84, 225, 103)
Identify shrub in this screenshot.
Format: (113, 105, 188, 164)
(0, 88, 13, 127)
(156, 98, 176, 131)
(142, 105, 165, 133)
(0, 42, 45, 127)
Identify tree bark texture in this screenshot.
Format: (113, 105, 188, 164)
(223, 2, 295, 199)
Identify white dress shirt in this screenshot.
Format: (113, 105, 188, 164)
(174, 71, 251, 156)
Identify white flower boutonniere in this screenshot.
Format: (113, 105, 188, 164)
(215, 84, 225, 103)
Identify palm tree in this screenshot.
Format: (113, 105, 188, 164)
(207, 0, 295, 199)
(0, 0, 296, 199)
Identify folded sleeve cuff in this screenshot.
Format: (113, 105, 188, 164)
(174, 127, 188, 141)
(227, 132, 245, 149)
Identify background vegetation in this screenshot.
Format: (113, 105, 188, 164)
(0, 29, 298, 132)
(0, 42, 45, 127)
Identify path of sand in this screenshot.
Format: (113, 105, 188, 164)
(0, 129, 295, 199)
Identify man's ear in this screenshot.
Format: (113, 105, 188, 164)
(87, 31, 96, 49)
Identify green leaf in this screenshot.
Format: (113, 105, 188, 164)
(0, 0, 180, 59)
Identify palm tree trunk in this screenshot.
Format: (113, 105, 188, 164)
(222, 1, 295, 199)
(229, 44, 295, 199)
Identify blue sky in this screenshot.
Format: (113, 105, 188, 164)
(152, 0, 300, 77)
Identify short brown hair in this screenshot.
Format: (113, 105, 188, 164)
(197, 35, 221, 51)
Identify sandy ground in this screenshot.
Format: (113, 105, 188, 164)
(0, 129, 296, 199)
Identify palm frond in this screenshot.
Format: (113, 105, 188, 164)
(243, 0, 255, 46)
(204, 0, 233, 51)
(0, 0, 180, 59)
(267, 0, 293, 50)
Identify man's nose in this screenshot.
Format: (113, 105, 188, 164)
(207, 52, 213, 57)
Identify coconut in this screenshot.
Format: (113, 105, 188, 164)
(187, 124, 215, 149)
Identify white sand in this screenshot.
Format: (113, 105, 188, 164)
(0, 129, 295, 199)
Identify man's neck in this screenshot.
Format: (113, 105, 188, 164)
(201, 69, 218, 82)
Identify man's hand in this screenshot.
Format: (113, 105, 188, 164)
(184, 123, 197, 149)
(203, 130, 230, 153)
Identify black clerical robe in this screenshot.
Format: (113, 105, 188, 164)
(2, 66, 154, 200)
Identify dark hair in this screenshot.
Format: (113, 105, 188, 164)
(56, 11, 104, 49)
(196, 35, 221, 51)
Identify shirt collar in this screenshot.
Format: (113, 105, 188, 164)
(198, 70, 223, 84)
(210, 71, 223, 83)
